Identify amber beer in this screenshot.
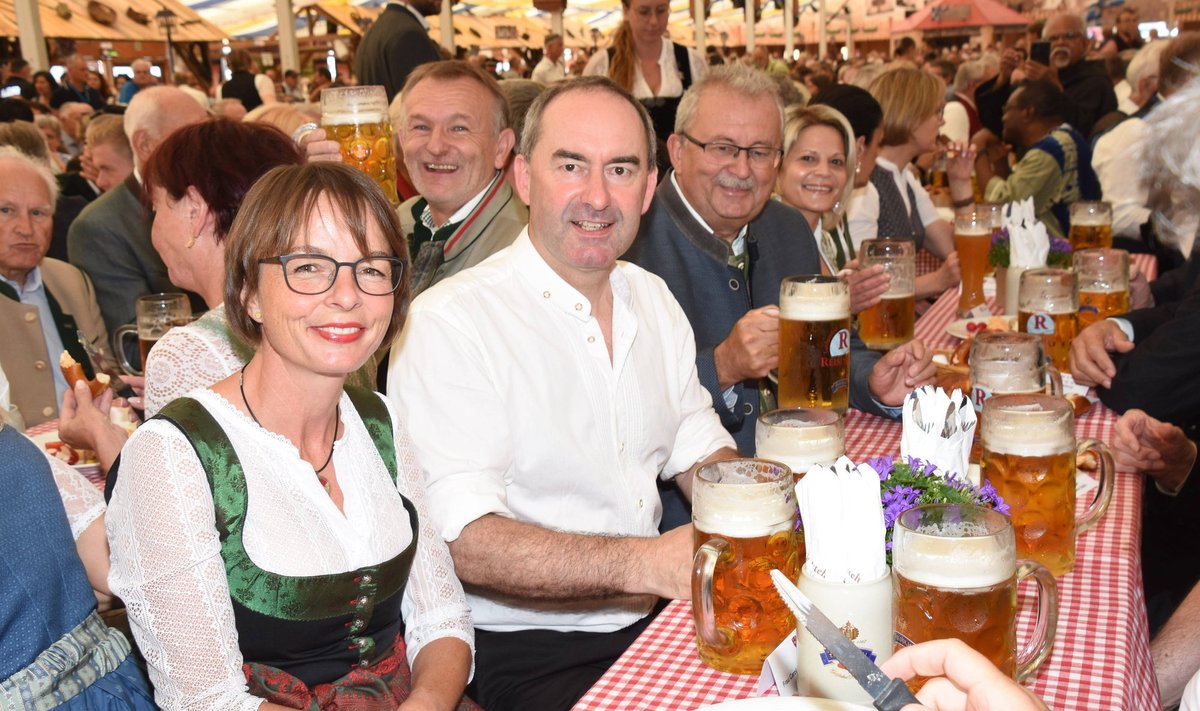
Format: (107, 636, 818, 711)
(692, 460, 801, 674)
(321, 86, 399, 205)
(778, 276, 851, 413)
(892, 504, 1058, 684)
(955, 214, 992, 317)
(858, 239, 916, 350)
(1016, 309, 1077, 371)
(1068, 201, 1114, 250)
(1017, 268, 1078, 371)
(968, 332, 1060, 416)
(980, 395, 1115, 577)
(1074, 248, 1131, 327)
(113, 292, 192, 376)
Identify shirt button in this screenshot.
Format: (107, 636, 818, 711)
(24, 312, 35, 322)
(637, 498, 644, 509)
(742, 402, 754, 415)
(619, 442, 625, 453)
(587, 336, 595, 343)
(42, 406, 54, 417)
(543, 290, 551, 299)
(729, 279, 740, 291)
(574, 303, 583, 311)
(34, 360, 46, 370)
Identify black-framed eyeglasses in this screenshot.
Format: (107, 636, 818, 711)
(679, 132, 783, 167)
(259, 254, 406, 296)
(1044, 32, 1083, 42)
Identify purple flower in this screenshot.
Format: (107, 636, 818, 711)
(905, 456, 937, 477)
(976, 480, 1011, 515)
(881, 485, 922, 528)
(1049, 237, 1072, 254)
(867, 455, 895, 480)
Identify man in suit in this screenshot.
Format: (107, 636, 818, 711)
(355, 0, 442, 102)
(50, 55, 106, 111)
(0, 148, 106, 427)
(396, 60, 527, 295)
(67, 87, 207, 339)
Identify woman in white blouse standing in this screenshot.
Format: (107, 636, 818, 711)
(583, 0, 707, 142)
(107, 162, 477, 711)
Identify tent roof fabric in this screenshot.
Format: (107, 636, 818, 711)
(892, 0, 1028, 33)
(0, 0, 228, 41)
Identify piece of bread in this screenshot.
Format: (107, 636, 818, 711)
(59, 351, 110, 397)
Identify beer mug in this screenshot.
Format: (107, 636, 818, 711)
(778, 275, 852, 413)
(968, 332, 1062, 415)
(692, 459, 801, 675)
(977, 202, 1005, 233)
(1068, 201, 1113, 250)
(929, 151, 948, 189)
(1017, 268, 1078, 371)
(955, 212, 992, 317)
(112, 293, 192, 376)
(755, 408, 845, 481)
(321, 86, 399, 205)
(1074, 248, 1131, 328)
(980, 394, 1115, 577)
(857, 239, 915, 351)
(892, 503, 1058, 682)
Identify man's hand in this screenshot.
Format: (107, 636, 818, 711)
(79, 147, 98, 185)
(996, 49, 1022, 85)
(635, 523, 695, 601)
(1021, 60, 1056, 85)
(298, 126, 343, 163)
(1130, 262, 1153, 310)
(713, 305, 780, 391)
(1068, 319, 1134, 388)
(1113, 409, 1197, 493)
(881, 639, 1050, 711)
(844, 260, 889, 315)
(868, 338, 935, 406)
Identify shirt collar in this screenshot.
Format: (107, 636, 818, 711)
(668, 171, 749, 244)
(0, 265, 42, 295)
(511, 227, 629, 322)
(420, 171, 500, 231)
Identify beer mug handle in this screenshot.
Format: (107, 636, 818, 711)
(1015, 559, 1059, 681)
(111, 325, 142, 377)
(1075, 438, 1115, 534)
(1043, 365, 1063, 397)
(692, 538, 733, 651)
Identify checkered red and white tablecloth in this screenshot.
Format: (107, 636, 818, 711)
(574, 272, 1161, 711)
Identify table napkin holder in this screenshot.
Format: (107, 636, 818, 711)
(999, 199, 1050, 315)
(900, 385, 977, 485)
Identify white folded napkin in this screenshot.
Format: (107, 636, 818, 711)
(899, 385, 977, 484)
(1004, 198, 1049, 269)
(794, 456, 887, 585)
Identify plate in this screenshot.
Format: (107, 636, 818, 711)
(27, 429, 101, 473)
(696, 698, 872, 710)
(945, 315, 1017, 340)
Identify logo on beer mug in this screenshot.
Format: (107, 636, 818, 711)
(1025, 313, 1056, 335)
(971, 384, 993, 412)
(817, 621, 879, 676)
(829, 328, 850, 356)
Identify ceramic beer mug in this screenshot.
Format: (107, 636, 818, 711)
(892, 503, 1058, 683)
(692, 459, 801, 674)
(968, 332, 1062, 415)
(980, 394, 1115, 577)
(857, 239, 916, 351)
(754, 408, 845, 482)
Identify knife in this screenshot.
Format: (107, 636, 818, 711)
(770, 569, 921, 711)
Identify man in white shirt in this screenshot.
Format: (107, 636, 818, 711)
(388, 76, 737, 711)
(531, 33, 567, 84)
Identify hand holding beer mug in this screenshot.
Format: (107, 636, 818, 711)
(692, 459, 801, 674)
(1018, 268, 1078, 371)
(321, 86, 399, 205)
(755, 408, 845, 482)
(1074, 248, 1131, 328)
(955, 212, 993, 317)
(112, 292, 192, 376)
(858, 239, 916, 351)
(969, 332, 1062, 415)
(980, 394, 1115, 577)
(892, 503, 1058, 684)
(778, 276, 851, 413)
(1068, 201, 1113, 250)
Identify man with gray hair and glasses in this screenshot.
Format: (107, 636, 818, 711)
(626, 64, 935, 529)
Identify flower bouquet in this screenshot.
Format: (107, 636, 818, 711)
(988, 228, 1073, 269)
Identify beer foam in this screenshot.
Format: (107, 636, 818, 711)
(1072, 213, 1109, 226)
(322, 111, 388, 125)
(954, 225, 992, 237)
(881, 288, 916, 299)
(779, 291, 851, 320)
(893, 524, 1014, 588)
(693, 480, 797, 538)
(983, 427, 1073, 457)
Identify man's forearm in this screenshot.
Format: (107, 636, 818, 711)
(1153, 580, 1200, 706)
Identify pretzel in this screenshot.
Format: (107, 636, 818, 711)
(59, 351, 110, 397)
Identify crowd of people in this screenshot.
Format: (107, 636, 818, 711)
(2, 3, 1200, 710)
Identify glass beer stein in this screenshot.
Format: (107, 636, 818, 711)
(968, 332, 1062, 416)
(980, 394, 1115, 577)
(1068, 201, 1114, 250)
(892, 503, 1058, 684)
(778, 275, 852, 413)
(321, 86, 399, 205)
(858, 239, 916, 351)
(755, 408, 845, 482)
(1074, 248, 1131, 328)
(692, 459, 801, 674)
(955, 212, 993, 317)
(112, 292, 192, 376)
(1018, 268, 1078, 371)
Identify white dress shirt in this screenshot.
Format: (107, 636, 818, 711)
(583, 40, 707, 99)
(1185, 668, 1200, 711)
(388, 229, 734, 633)
(107, 390, 473, 711)
(531, 56, 567, 84)
(1092, 117, 1151, 239)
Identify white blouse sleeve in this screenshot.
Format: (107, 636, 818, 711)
(388, 396, 475, 676)
(106, 420, 262, 711)
(583, 49, 609, 77)
(48, 453, 104, 540)
(143, 324, 241, 419)
(846, 184, 879, 246)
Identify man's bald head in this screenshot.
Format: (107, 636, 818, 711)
(124, 86, 210, 169)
